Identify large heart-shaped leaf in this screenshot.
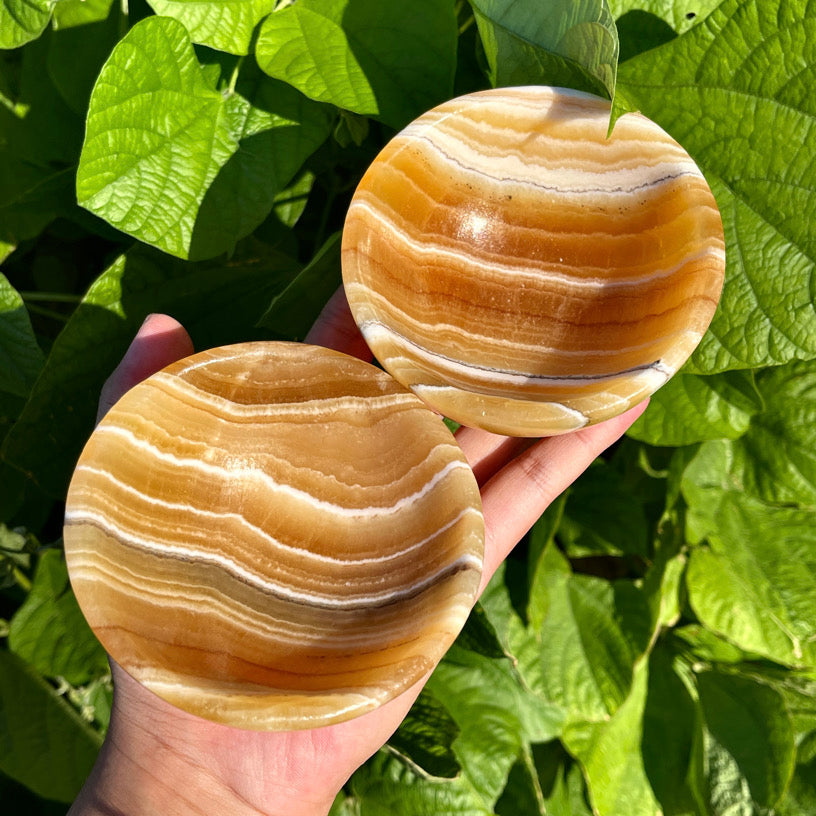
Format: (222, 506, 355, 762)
(685, 491, 816, 669)
(617, 0, 816, 373)
(77, 16, 332, 260)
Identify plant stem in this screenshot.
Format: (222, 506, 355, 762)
(24, 303, 71, 322)
(459, 15, 475, 35)
(313, 177, 337, 253)
(227, 56, 246, 95)
(20, 291, 83, 303)
(119, 0, 129, 39)
(13, 567, 31, 593)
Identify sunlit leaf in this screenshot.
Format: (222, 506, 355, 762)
(256, 0, 457, 129)
(77, 17, 331, 260)
(564, 662, 662, 816)
(617, 0, 816, 372)
(628, 370, 764, 446)
(0, 0, 53, 49)
(685, 492, 816, 669)
(147, 0, 275, 54)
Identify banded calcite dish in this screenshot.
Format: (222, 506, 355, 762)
(342, 86, 726, 436)
(63, 343, 484, 730)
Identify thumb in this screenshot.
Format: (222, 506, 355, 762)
(97, 314, 194, 423)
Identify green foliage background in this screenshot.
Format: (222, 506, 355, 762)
(1, 0, 815, 813)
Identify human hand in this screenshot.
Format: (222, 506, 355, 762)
(69, 296, 647, 816)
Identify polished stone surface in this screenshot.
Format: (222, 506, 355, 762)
(342, 86, 725, 436)
(64, 343, 484, 730)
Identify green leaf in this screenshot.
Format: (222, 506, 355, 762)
(328, 789, 361, 816)
(495, 749, 545, 815)
(189, 62, 333, 260)
(628, 370, 763, 446)
(249, 169, 315, 254)
(617, 0, 816, 373)
(737, 361, 816, 507)
(77, 17, 332, 260)
(778, 755, 816, 816)
(146, 0, 275, 54)
(257, 231, 341, 338)
(468, 0, 619, 99)
(0, 31, 83, 167)
(46, 0, 121, 114)
(531, 743, 594, 816)
(563, 661, 662, 816)
(0, 273, 44, 400)
(735, 667, 816, 758)
(0, 0, 53, 49)
(255, 0, 458, 129)
(556, 460, 650, 558)
(685, 492, 816, 669)
(694, 669, 796, 812)
(672, 624, 757, 665)
(427, 645, 559, 804)
(641, 644, 699, 815)
(351, 750, 490, 815)
(610, 0, 721, 34)
(682, 360, 816, 516)
(1, 243, 300, 497)
(523, 544, 654, 724)
(51, 0, 113, 28)
(0, 159, 75, 257)
(387, 689, 461, 780)
(419, 562, 576, 807)
(269, 168, 314, 229)
(0, 523, 35, 588)
(453, 602, 508, 661)
(0, 649, 101, 803)
(614, 8, 676, 63)
(8, 549, 108, 685)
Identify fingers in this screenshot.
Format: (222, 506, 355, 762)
(476, 400, 649, 593)
(305, 287, 372, 362)
(454, 426, 536, 487)
(97, 314, 194, 422)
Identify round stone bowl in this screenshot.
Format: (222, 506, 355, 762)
(342, 85, 725, 436)
(63, 342, 484, 730)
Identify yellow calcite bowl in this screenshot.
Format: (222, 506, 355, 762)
(342, 86, 726, 436)
(63, 343, 483, 730)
